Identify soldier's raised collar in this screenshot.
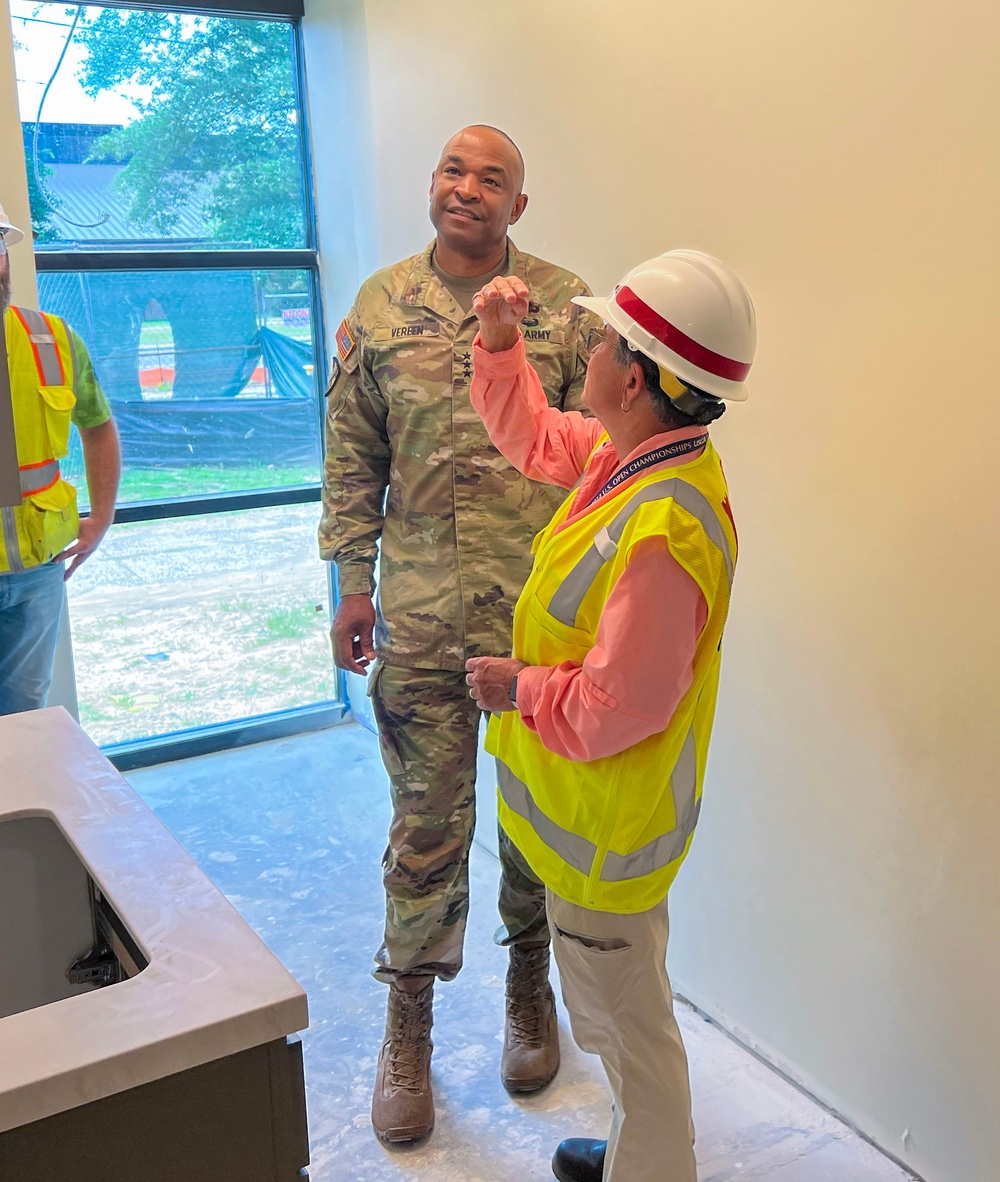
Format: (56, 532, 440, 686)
(399, 240, 531, 322)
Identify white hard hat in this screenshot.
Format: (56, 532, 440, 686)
(0, 205, 24, 247)
(573, 249, 756, 401)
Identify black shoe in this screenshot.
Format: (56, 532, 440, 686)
(552, 1137, 607, 1182)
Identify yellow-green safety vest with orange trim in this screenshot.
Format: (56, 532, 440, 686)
(486, 438, 737, 914)
(1, 305, 80, 574)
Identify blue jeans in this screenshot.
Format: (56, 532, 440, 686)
(0, 562, 66, 716)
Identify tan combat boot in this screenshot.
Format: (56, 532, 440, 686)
(501, 941, 560, 1092)
(371, 975, 435, 1144)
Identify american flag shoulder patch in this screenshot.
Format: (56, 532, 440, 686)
(336, 318, 356, 362)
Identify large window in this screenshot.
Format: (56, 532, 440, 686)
(13, 0, 339, 759)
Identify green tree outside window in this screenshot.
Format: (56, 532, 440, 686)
(75, 9, 306, 250)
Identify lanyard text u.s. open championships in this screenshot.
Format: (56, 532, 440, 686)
(587, 434, 708, 508)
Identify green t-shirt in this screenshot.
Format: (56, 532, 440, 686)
(430, 249, 509, 316)
(67, 326, 112, 430)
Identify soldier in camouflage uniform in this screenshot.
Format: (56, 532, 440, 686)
(319, 125, 597, 1145)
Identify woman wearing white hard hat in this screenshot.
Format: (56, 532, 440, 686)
(465, 250, 756, 1182)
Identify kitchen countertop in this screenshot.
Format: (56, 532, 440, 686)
(0, 707, 308, 1133)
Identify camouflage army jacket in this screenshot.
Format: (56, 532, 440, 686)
(320, 239, 597, 671)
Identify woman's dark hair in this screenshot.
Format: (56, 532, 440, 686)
(614, 337, 726, 427)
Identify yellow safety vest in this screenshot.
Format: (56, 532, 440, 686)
(1, 305, 80, 574)
(486, 438, 737, 914)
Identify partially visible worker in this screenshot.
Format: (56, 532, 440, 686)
(319, 126, 599, 1145)
(0, 203, 120, 716)
(465, 251, 756, 1182)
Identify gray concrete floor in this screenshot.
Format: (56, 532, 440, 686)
(128, 723, 916, 1182)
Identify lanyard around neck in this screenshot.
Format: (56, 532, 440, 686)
(587, 434, 708, 508)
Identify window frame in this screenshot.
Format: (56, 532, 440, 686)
(25, 0, 344, 766)
(33, 0, 306, 22)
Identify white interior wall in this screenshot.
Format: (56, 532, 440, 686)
(301, 0, 380, 334)
(0, 0, 77, 718)
(302, 4, 1000, 1180)
(301, 0, 381, 728)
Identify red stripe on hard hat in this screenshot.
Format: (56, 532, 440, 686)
(614, 286, 751, 384)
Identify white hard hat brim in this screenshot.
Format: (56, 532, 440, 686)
(572, 293, 750, 402)
(572, 293, 639, 343)
(0, 223, 24, 247)
(572, 293, 610, 323)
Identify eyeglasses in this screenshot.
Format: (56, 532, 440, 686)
(0, 236, 7, 258)
(585, 326, 613, 353)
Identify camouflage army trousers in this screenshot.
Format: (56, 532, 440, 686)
(368, 662, 549, 983)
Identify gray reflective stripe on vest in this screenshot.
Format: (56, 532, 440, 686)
(499, 730, 701, 887)
(66, 327, 79, 387)
(497, 762, 597, 878)
(1, 506, 24, 573)
(19, 459, 60, 496)
(17, 307, 63, 387)
(547, 478, 734, 628)
(600, 728, 700, 883)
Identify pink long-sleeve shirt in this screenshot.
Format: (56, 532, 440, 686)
(470, 333, 710, 763)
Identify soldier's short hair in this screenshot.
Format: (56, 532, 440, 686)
(459, 125, 526, 192)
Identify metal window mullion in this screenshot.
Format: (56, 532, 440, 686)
(34, 250, 319, 274)
(96, 485, 322, 525)
(291, 18, 318, 256)
(291, 16, 342, 704)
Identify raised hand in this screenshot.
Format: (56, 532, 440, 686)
(473, 276, 530, 352)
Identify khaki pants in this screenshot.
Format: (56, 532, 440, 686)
(547, 889, 696, 1182)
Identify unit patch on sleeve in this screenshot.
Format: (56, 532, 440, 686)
(336, 318, 357, 363)
(326, 356, 341, 393)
